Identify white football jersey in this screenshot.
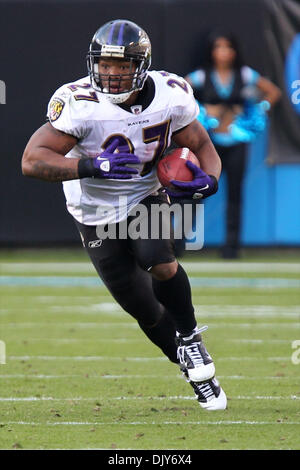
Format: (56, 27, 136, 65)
(47, 70, 199, 225)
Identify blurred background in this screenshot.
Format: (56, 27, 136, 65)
(0, 0, 300, 256)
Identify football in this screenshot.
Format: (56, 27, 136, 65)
(157, 147, 200, 188)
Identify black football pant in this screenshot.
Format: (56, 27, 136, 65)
(215, 143, 247, 250)
(74, 192, 196, 364)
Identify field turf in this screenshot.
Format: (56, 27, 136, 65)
(0, 249, 300, 450)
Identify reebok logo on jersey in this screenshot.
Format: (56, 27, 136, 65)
(88, 239, 103, 248)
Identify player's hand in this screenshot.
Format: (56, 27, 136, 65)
(166, 161, 218, 199)
(78, 138, 140, 180)
(93, 139, 140, 179)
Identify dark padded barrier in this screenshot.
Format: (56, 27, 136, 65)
(0, 0, 278, 245)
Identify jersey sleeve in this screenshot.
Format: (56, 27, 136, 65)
(241, 66, 261, 86)
(46, 85, 87, 139)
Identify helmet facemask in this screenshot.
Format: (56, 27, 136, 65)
(87, 53, 149, 104)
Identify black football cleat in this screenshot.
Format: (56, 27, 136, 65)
(175, 326, 215, 382)
(181, 366, 227, 410)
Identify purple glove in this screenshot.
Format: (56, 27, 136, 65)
(166, 160, 218, 199)
(78, 138, 140, 180)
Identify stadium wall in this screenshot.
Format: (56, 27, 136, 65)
(0, 0, 299, 246)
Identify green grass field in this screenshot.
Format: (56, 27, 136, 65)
(0, 249, 300, 450)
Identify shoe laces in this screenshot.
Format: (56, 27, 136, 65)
(176, 325, 208, 365)
(194, 380, 216, 400)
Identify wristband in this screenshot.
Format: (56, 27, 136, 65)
(208, 175, 218, 195)
(192, 175, 218, 199)
(78, 158, 95, 178)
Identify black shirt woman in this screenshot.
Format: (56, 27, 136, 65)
(185, 32, 281, 258)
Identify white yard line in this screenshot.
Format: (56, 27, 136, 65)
(4, 295, 113, 303)
(1, 261, 299, 273)
(5, 294, 297, 303)
(2, 304, 300, 312)
(1, 304, 299, 318)
(7, 355, 167, 361)
(9, 338, 144, 343)
(0, 263, 95, 273)
(3, 322, 139, 329)
(1, 276, 299, 288)
(0, 374, 296, 380)
(6, 355, 292, 361)
(0, 395, 298, 402)
(3, 322, 300, 329)
(183, 262, 300, 273)
(0, 337, 293, 344)
(229, 339, 292, 344)
(1, 420, 300, 426)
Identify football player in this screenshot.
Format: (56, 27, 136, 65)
(22, 19, 226, 410)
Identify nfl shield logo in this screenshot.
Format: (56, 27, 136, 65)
(130, 105, 142, 114)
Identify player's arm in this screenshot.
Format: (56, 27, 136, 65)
(256, 76, 281, 107)
(168, 119, 221, 199)
(22, 122, 140, 182)
(172, 119, 221, 179)
(22, 122, 80, 181)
